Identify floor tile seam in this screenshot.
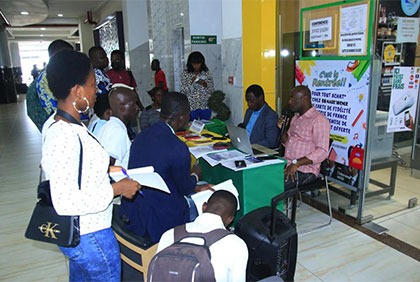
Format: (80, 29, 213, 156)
(301, 196, 420, 262)
(296, 262, 324, 282)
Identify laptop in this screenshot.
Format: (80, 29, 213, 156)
(226, 125, 278, 156)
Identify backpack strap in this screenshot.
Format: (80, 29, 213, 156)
(174, 224, 232, 248)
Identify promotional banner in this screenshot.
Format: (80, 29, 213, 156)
(296, 60, 370, 187)
(387, 66, 420, 133)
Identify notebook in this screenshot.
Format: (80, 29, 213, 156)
(226, 125, 278, 156)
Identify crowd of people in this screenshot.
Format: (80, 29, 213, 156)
(32, 40, 330, 281)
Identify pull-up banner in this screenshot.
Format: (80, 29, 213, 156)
(296, 60, 370, 187)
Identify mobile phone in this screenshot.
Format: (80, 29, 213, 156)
(234, 160, 247, 168)
(404, 111, 410, 127)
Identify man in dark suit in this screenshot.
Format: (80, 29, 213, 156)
(240, 84, 279, 148)
(120, 92, 212, 243)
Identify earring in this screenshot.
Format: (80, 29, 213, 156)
(73, 97, 90, 114)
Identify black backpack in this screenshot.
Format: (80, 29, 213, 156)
(147, 224, 231, 282)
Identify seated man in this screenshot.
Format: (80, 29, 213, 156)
(157, 190, 248, 282)
(120, 92, 212, 243)
(278, 85, 330, 190)
(87, 93, 112, 137)
(240, 84, 279, 148)
(96, 84, 140, 168)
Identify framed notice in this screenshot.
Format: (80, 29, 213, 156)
(300, 0, 373, 59)
(339, 4, 368, 56)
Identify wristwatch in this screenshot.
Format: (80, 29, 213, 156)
(292, 159, 298, 165)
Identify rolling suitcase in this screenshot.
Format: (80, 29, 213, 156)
(235, 188, 299, 282)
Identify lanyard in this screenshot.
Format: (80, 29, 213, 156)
(56, 109, 82, 126)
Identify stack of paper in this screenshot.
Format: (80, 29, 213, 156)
(110, 166, 170, 194)
(191, 179, 240, 216)
(202, 150, 248, 166)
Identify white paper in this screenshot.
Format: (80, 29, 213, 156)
(189, 145, 227, 159)
(191, 179, 240, 216)
(202, 149, 247, 166)
(220, 158, 285, 171)
(396, 17, 419, 43)
(110, 166, 170, 194)
(339, 4, 368, 55)
(310, 16, 332, 42)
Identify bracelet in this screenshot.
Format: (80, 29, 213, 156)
(191, 172, 199, 182)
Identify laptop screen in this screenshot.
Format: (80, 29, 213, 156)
(226, 125, 253, 155)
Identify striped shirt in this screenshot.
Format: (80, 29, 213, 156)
(284, 107, 330, 175)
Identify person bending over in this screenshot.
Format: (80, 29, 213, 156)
(120, 92, 213, 243)
(157, 190, 248, 282)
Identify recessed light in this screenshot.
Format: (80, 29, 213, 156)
(40, 28, 46, 31)
(57, 13, 63, 17)
(21, 11, 29, 15)
(40, 34, 44, 37)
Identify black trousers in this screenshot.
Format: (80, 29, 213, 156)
(284, 171, 317, 191)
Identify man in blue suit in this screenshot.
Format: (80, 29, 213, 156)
(120, 92, 212, 243)
(240, 84, 279, 148)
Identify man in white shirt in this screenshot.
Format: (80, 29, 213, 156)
(157, 190, 249, 282)
(96, 84, 140, 168)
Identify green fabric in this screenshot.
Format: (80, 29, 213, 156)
(204, 119, 227, 136)
(26, 80, 50, 132)
(201, 158, 285, 220)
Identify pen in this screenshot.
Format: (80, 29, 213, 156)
(121, 167, 144, 196)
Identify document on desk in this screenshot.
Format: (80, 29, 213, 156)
(191, 179, 240, 215)
(221, 158, 285, 171)
(109, 166, 170, 194)
(202, 150, 247, 166)
(189, 145, 227, 159)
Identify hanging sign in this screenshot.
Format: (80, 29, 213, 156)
(191, 35, 217, 44)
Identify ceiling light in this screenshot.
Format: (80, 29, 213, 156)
(57, 14, 63, 17)
(40, 28, 46, 30)
(20, 11, 29, 15)
(40, 34, 44, 37)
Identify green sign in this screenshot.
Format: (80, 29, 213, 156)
(191, 35, 217, 44)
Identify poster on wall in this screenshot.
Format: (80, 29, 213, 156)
(310, 17, 333, 43)
(339, 4, 368, 55)
(296, 60, 370, 188)
(386, 66, 420, 133)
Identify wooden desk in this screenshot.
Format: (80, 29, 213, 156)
(200, 158, 285, 219)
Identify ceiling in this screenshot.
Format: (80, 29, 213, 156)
(0, 0, 108, 42)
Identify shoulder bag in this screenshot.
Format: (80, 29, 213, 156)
(25, 109, 83, 247)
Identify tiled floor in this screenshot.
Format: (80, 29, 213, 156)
(1, 98, 419, 281)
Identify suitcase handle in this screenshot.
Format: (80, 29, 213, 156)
(270, 187, 299, 239)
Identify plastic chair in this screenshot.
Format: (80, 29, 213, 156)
(112, 205, 158, 281)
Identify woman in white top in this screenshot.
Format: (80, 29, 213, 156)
(41, 50, 141, 281)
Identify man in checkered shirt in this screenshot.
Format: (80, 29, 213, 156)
(278, 85, 330, 191)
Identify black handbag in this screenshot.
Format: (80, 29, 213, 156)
(25, 110, 84, 247)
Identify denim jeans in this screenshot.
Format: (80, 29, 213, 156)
(59, 228, 121, 282)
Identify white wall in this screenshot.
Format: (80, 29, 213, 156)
(222, 0, 242, 39)
(189, 0, 222, 44)
(123, 0, 149, 50)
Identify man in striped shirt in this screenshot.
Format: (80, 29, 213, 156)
(278, 85, 330, 190)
